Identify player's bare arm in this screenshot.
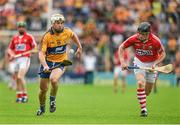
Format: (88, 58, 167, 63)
(118, 44, 127, 70)
(39, 51, 49, 72)
(31, 44, 38, 53)
(114, 55, 118, 65)
(71, 33, 82, 57)
(7, 48, 15, 60)
(153, 47, 166, 67)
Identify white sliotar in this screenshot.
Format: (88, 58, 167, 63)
(69, 49, 75, 54)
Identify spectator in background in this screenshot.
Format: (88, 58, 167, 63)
(113, 49, 130, 94)
(167, 35, 178, 62)
(174, 50, 180, 87)
(0, 0, 179, 74)
(83, 49, 97, 84)
(74, 61, 85, 75)
(0, 0, 48, 30)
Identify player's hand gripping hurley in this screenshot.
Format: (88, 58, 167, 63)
(38, 60, 72, 74)
(14, 49, 38, 58)
(127, 64, 174, 74)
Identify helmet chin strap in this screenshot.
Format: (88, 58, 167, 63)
(138, 37, 148, 43)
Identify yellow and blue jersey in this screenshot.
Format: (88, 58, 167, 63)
(40, 27, 74, 62)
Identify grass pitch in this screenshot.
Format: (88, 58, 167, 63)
(0, 82, 180, 124)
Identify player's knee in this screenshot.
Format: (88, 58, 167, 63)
(40, 87, 48, 94)
(50, 77, 59, 84)
(137, 81, 145, 88)
(17, 76, 23, 81)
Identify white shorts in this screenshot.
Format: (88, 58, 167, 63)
(13, 57, 30, 72)
(133, 57, 158, 83)
(114, 65, 127, 77)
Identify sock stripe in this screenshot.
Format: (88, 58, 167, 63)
(137, 95, 146, 99)
(141, 105, 146, 109)
(139, 97, 146, 100)
(140, 101, 146, 104)
(137, 93, 146, 96)
(137, 91, 145, 94)
(139, 99, 146, 102)
(137, 89, 145, 92)
(16, 91, 23, 98)
(137, 88, 147, 111)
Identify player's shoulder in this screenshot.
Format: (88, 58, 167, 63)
(126, 34, 138, 41)
(26, 32, 35, 39)
(64, 27, 73, 33)
(11, 34, 19, 42)
(64, 27, 74, 37)
(150, 33, 161, 43)
(129, 34, 138, 39)
(45, 28, 53, 35)
(41, 29, 52, 39)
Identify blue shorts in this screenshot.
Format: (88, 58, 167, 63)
(39, 60, 65, 78)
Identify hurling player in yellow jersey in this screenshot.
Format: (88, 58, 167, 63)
(37, 14, 82, 116)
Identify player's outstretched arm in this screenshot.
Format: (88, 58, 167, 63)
(153, 47, 166, 67)
(118, 44, 127, 70)
(39, 51, 49, 72)
(71, 33, 82, 58)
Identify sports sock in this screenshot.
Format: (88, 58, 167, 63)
(137, 88, 147, 111)
(22, 92, 28, 99)
(50, 96, 55, 102)
(16, 91, 23, 100)
(40, 105, 45, 112)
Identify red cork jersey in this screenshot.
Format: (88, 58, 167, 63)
(9, 32, 36, 57)
(122, 33, 164, 62)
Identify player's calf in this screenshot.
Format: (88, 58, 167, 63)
(145, 89, 152, 96)
(145, 82, 154, 96)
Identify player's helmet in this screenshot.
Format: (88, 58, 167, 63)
(17, 21, 26, 27)
(50, 14, 65, 24)
(137, 22, 151, 33)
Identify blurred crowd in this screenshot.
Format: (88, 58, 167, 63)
(0, 0, 180, 80)
(0, 0, 48, 31)
(52, 0, 180, 73)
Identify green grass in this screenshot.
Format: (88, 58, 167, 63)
(0, 82, 180, 124)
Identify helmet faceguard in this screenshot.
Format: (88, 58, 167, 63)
(17, 21, 26, 35)
(50, 14, 65, 24)
(17, 21, 26, 27)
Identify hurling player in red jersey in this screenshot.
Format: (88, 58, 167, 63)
(113, 49, 130, 94)
(119, 22, 166, 117)
(8, 21, 37, 103)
